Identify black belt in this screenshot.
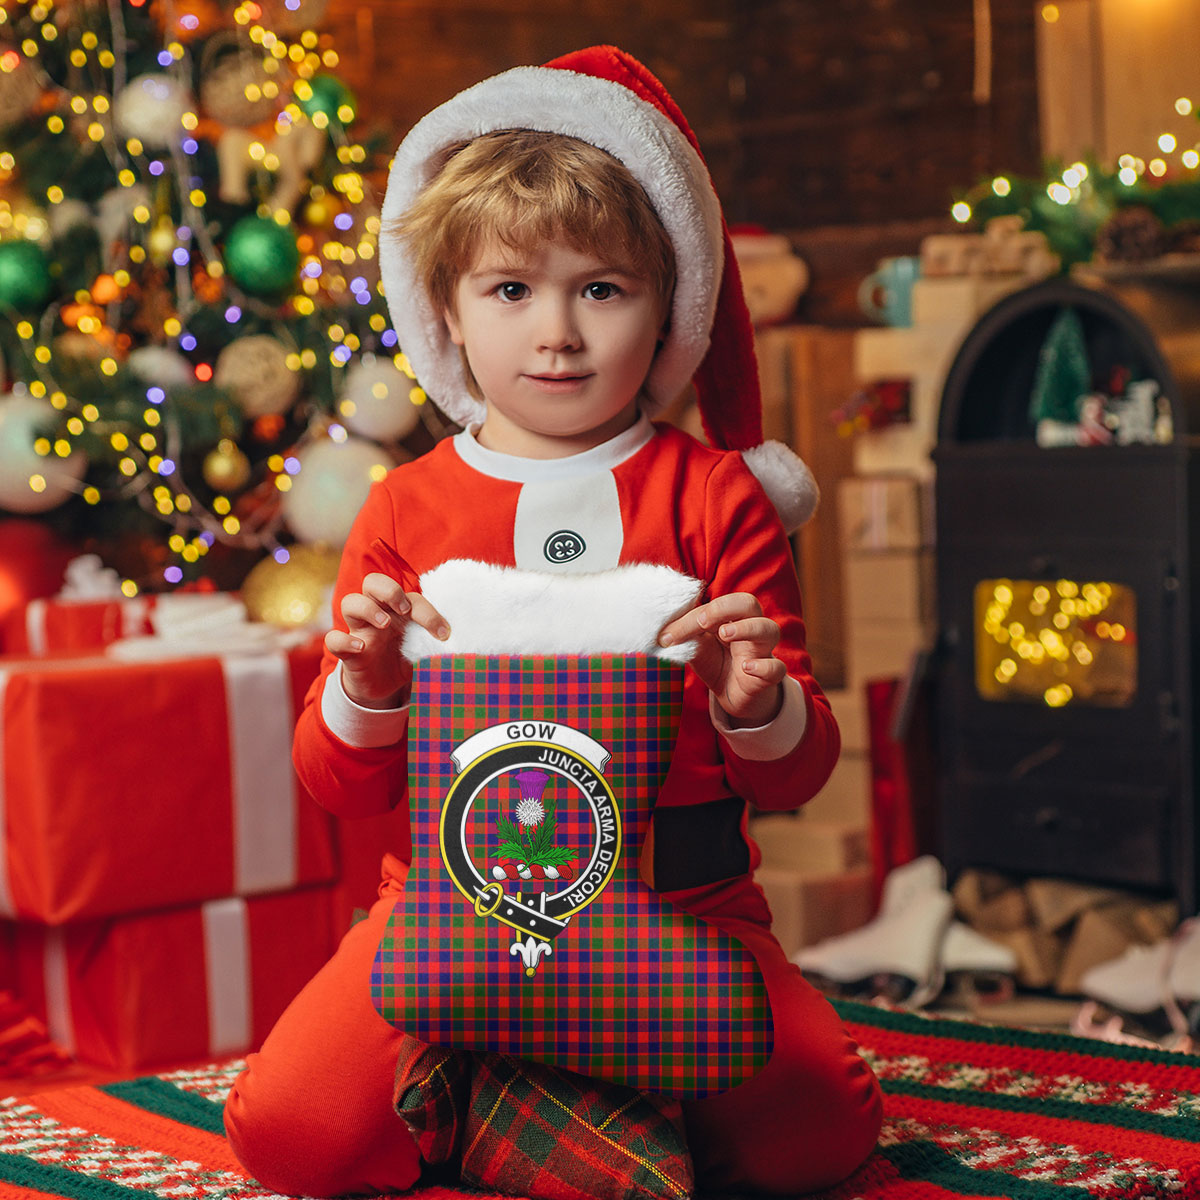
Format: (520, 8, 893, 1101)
(650, 796, 750, 891)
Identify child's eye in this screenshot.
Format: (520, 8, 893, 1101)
(497, 282, 528, 301)
(585, 282, 619, 301)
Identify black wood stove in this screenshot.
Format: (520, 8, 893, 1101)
(933, 276, 1200, 913)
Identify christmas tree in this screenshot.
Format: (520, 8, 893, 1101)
(0, 0, 440, 595)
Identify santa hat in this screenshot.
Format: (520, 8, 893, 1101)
(379, 45, 818, 530)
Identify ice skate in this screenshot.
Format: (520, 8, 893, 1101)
(793, 856, 954, 1008)
(1077, 917, 1200, 1048)
(940, 920, 1017, 1005)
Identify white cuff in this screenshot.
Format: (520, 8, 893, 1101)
(320, 661, 410, 748)
(710, 675, 808, 762)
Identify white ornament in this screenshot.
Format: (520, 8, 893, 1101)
(127, 345, 195, 388)
(214, 334, 301, 418)
(338, 354, 421, 442)
(96, 184, 152, 269)
(0, 54, 43, 130)
(281, 434, 393, 545)
(0, 389, 86, 514)
(113, 74, 192, 148)
(200, 49, 276, 127)
(48, 199, 94, 240)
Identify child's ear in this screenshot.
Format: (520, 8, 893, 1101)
(443, 307, 464, 346)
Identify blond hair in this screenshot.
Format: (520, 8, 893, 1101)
(391, 129, 676, 325)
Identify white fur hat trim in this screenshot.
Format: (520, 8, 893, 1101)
(379, 65, 725, 430)
(401, 559, 701, 663)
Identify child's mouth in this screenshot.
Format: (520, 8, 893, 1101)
(525, 373, 592, 392)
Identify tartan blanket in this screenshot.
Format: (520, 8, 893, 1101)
(4, 1000, 1200, 1199)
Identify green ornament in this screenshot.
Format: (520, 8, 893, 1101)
(0, 240, 53, 311)
(224, 215, 301, 296)
(1029, 307, 1091, 425)
(296, 74, 356, 127)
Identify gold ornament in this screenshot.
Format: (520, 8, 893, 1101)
(202, 437, 252, 491)
(200, 41, 278, 127)
(241, 543, 340, 628)
(214, 334, 302, 418)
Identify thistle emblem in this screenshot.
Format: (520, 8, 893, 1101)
(490, 770, 578, 889)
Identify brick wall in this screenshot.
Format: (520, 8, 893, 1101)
(328, 0, 1041, 236)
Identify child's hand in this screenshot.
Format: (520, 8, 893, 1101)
(325, 573, 449, 709)
(658, 592, 785, 727)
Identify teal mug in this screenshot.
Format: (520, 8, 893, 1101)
(858, 255, 922, 327)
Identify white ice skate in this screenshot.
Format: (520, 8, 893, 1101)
(793, 856, 954, 1008)
(941, 920, 1018, 1004)
(1076, 917, 1200, 1048)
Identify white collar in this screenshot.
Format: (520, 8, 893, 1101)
(451, 411, 654, 483)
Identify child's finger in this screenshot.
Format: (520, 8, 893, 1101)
(716, 616, 780, 651)
(324, 628, 366, 659)
(659, 593, 759, 647)
(739, 656, 787, 684)
(340, 590, 398, 633)
(408, 593, 451, 642)
(361, 571, 412, 619)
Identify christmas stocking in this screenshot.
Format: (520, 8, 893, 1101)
(371, 564, 774, 1099)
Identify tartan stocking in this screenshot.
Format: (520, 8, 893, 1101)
(373, 655, 773, 1099)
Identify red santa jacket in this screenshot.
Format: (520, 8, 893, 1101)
(293, 416, 839, 892)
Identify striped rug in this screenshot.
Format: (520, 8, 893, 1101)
(2, 999, 1200, 1199)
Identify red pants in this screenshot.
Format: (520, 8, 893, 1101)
(224, 855, 882, 1196)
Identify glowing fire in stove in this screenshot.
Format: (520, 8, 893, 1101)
(974, 578, 1137, 707)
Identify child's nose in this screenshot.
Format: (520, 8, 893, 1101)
(536, 298, 581, 352)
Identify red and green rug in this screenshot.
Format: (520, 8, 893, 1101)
(2, 998, 1200, 1200)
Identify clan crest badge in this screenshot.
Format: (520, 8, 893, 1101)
(440, 721, 621, 976)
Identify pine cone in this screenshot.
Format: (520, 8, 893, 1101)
(1095, 206, 1167, 263)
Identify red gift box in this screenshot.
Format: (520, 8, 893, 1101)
(12, 886, 338, 1071)
(0, 642, 337, 923)
(4, 597, 156, 655)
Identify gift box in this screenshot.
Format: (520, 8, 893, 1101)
(755, 865, 875, 959)
(12, 886, 338, 1070)
(0, 641, 337, 923)
(837, 475, 932, 553)
(3, 596, 156, 655)
(843, 548, 935, 627)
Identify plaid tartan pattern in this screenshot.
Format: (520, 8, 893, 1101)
(460, 1052, 694, 1200)
(372, 655, 773, 1098)
(393, 1036, 693, 1200)
(394, 1036, 472, 1166)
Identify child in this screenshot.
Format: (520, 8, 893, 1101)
(224, 46, 882, 1197)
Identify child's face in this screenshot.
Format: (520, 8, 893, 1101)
(443, 238, 663, 457)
